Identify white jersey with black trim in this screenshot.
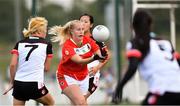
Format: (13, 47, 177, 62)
(13, 36, 53, 83)
(140, 39, 180, 94)
(127, 39, 180, 95)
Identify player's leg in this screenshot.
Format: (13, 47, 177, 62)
(84, 77, 96, 99)
(85, 73, 100, 99)
(35, 93, 55, 105)
(63, 84, 87, 105)
(13, 98, 25, 106)
(57, 75, 87, 105)
(12, 81, 27, 106)
(33, 83, 55, 105)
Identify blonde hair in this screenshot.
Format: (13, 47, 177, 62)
(23, 17, 48, 37)
(49, 20, 81, 45)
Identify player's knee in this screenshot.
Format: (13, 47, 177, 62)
(74, 97, 87, 105)
(41, 99, 55, 105)
(40, 95, 55, 105)
(48, 99, 55, 105)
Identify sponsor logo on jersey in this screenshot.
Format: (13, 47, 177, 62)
(41, 89, 46, 95)
(65, 50, 69, 55)
(74, 43, 91, 55)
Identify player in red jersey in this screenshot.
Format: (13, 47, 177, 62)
(3, 17, 55, 105)
(79, 13, 110, 99)
(49, 20, 108, 105)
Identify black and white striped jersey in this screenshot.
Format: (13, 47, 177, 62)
(11, 36, 53, 82)
(126, 39, 180, 94)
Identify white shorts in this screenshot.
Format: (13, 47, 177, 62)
(61, 75, 89, 95)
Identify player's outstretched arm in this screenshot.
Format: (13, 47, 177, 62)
(3, 54, 18, 95)
(112, 57, 140, 104)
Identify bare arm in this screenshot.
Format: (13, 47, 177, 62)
(9, 54, 18, 83)
(89, 48, 110, 75)
(44, 57, 52, 72)
(3, 54, 18, 95)
(71, 54, 94, 64)
(112, 57, 139, 104)
(71, 49, 106, 64)
(96, 47, 110, 68)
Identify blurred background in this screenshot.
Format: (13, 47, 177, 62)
(0, 0, 180, 105)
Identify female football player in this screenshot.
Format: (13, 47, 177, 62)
(3, 17, 55, 105)
(49, 20, 108, 105)
(112, 9, 180, 105)
(79, 13, 110, 99)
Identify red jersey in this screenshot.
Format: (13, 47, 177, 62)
(57, 36, 99, 80)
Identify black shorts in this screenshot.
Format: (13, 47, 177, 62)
(142, 92, 180, 105)
(88, 77, 98, 94)
(12, 80, 48, 101)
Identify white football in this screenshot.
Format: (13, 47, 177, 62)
(92, 25, 110, 42)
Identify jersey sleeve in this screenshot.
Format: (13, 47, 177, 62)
(11, 42, 19, 55)
(46, 42, 53, 58)
(61, 44, 76, 64)
(126, 41, 142, 59)
(173, 51, 180, 59)
(173, 51, 180, 66)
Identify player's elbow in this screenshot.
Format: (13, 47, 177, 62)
(75, 58, 85, 64)
(71, 55, 91, 64)
(44, 66, 50, 72)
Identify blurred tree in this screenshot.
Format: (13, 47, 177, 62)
(149, 9, 170, 37)
(67, 0, 110, 26)
(39, 4, 67, 26)
(84, 0, 110, 26)
(39, 0, 110, 30)
(0, 0, 30, 42)
(38, 4, 67, 41)
(0, 0, 179, 43)
(0, 0, 15, 42)
(175, 8, 180, 34)
(66, 0, 87, 20)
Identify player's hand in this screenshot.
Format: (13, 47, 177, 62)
(93, 54, 106, 61)
(3, 82, 13, 95)
(89, 66, 99, 77)
(101, 47, 108, 57)
(111, 86, 123, 104)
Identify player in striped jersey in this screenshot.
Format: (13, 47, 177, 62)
(3, 17, 55, 105)
(112, 9, 180, 105)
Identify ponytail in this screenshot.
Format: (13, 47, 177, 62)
(49, 20, 81, 46)
(132, 9, 152, 61)
(22, 28, 31, 37)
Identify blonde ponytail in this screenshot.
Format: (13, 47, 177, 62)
(22, 28, 31, 37)
(49, 21, 73, 45)
(49, 20, 81, 46)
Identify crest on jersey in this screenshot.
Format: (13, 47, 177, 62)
(41, 89, 46, 95)
(148, 95, 157, 105)
(65, 50, 69, 55)
(60, 81, 64, 86)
